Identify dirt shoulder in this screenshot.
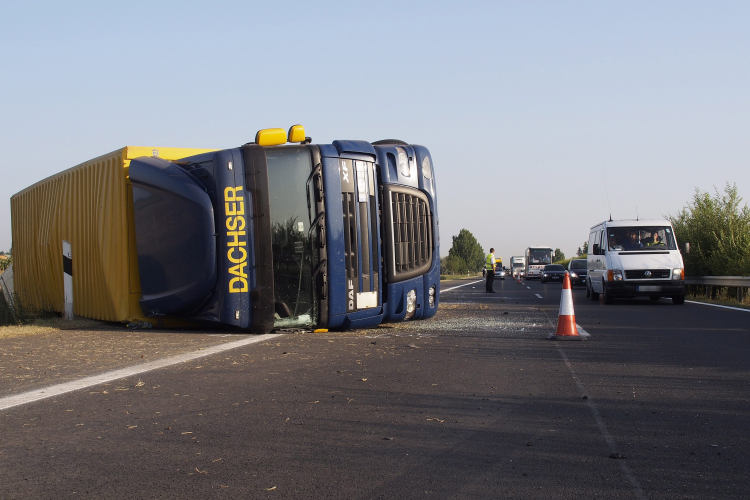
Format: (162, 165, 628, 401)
(0, 318, 251, 398)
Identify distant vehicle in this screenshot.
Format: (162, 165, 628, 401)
(525, 246, 554, 279)
(587, 219, 685, 304)
(510, 256, 525, 277)
(540, 264, 565, 283)
(497, 268, 506, 280)
(567, 259, 588, 287)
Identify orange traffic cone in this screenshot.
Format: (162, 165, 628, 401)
(549, 272, 586, 341)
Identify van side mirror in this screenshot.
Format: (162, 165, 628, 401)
(592, 244, 600, 255)
(683, 242, 690, 254)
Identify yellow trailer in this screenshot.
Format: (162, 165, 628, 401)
(10, 146, 216, 325)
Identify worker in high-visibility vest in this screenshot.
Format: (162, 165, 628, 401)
(485, 248, 497, 293)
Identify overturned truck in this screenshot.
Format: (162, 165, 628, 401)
(11, 126, 440, 332)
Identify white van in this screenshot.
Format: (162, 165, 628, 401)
(586, 219, 685, 305)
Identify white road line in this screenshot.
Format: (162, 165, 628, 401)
(685, 300, 750, 313)
(0, 334, 280, 411)
(526, 286, 531, 289)
(555, 346, 646, 500)
(441, 280, 483, 293)
(535, 294, 543, 299)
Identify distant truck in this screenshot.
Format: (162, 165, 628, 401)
(11, 126, 441, 333)
(510, 256, 525, 277)
(525, 246, 554, 279)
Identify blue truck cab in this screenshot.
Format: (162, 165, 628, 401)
(127, 127, 440, 333)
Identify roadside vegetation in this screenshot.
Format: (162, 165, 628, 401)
(0, 251, 11, 272)
(440, 229, 485, 276)
(669, 183, 750, 277)
(0, 293, 56, 328)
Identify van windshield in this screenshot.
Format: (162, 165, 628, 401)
(607, 226, 677, 251)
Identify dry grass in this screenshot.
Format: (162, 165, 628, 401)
(0, 317, 112, 339)
(686, 295, 750, 310)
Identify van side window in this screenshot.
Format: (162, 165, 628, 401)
(589, 231, 599, 255)
(600, 230, 606, 253)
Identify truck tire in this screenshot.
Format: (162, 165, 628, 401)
(372, 139, 409, 146)
(672, 294, 685, 305)
(589, 282, 599, 301)
(603, 282, 614, 304)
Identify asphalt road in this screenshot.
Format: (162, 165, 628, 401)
(1, 277, 748, 499)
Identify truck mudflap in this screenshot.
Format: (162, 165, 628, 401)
(129, 156, 217, 317)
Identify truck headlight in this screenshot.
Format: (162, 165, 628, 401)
(673, 268, 683, 279)
(428, 286, 436, 307)
(405, 289, 417, 319)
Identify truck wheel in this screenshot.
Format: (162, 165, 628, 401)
(589, 282, 599, 301)
(603, 282, 614, 304)
(673, 294, 685, 305)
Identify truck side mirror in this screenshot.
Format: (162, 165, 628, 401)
(683, 242, 690, 254)
(592, 244, 600, 255)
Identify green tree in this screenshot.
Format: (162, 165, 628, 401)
(440, 255, 469, 275)
(576, 241, 589, 257)
(669, 183, 750, 276)
(447, 229, 485, 272)
(553, 248, 565, 262)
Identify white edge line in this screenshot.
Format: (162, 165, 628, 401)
(685, 300, 750, 313)
(0, 334, 280, 411)
(441, 279, 484, 293)
(535, 294, 543, 299)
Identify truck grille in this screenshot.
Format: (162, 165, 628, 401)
(383, 185, 433, 283)
(342, 192, 358, 279)
(625, 269, 671, 279)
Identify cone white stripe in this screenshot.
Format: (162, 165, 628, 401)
(559, 288, 574, 316)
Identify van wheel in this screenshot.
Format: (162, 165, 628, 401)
(589, 282, 599, 301)
(603, 282, 614, 304)
(586, 284, 591, 298)
(673, 294, 685, 305)
(649, 295, 659, 301)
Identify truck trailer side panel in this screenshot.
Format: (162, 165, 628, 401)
(10, 146, 216, 323)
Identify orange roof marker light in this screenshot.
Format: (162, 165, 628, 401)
(288, 124, 306, 143)
(255, 128, 287, 146)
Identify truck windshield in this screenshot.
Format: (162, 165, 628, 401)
(265, 146, 317, 328)
(607, 226, 677, 251)
(528, 250, 552, 264)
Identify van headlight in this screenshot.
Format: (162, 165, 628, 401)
(608, 269, 623, 281)
(673, 268, 683, 279)
(569, 272, 578, 278)
(428, 286, 436, 307)
(405, 289, 417, 319)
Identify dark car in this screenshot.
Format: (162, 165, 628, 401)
(567, 259, 588, 287)
(540, 264, 566, 283)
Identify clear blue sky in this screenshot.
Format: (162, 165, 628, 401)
(1, 1, 748, 264)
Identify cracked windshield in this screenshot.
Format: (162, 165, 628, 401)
(266, 146, 317, 328)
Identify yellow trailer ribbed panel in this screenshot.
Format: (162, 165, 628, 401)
(10, 146, 216, 323)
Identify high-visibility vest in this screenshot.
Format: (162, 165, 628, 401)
(485, 253, 496, 271)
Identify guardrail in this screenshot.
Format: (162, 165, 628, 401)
(685, 275, 749, 301)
